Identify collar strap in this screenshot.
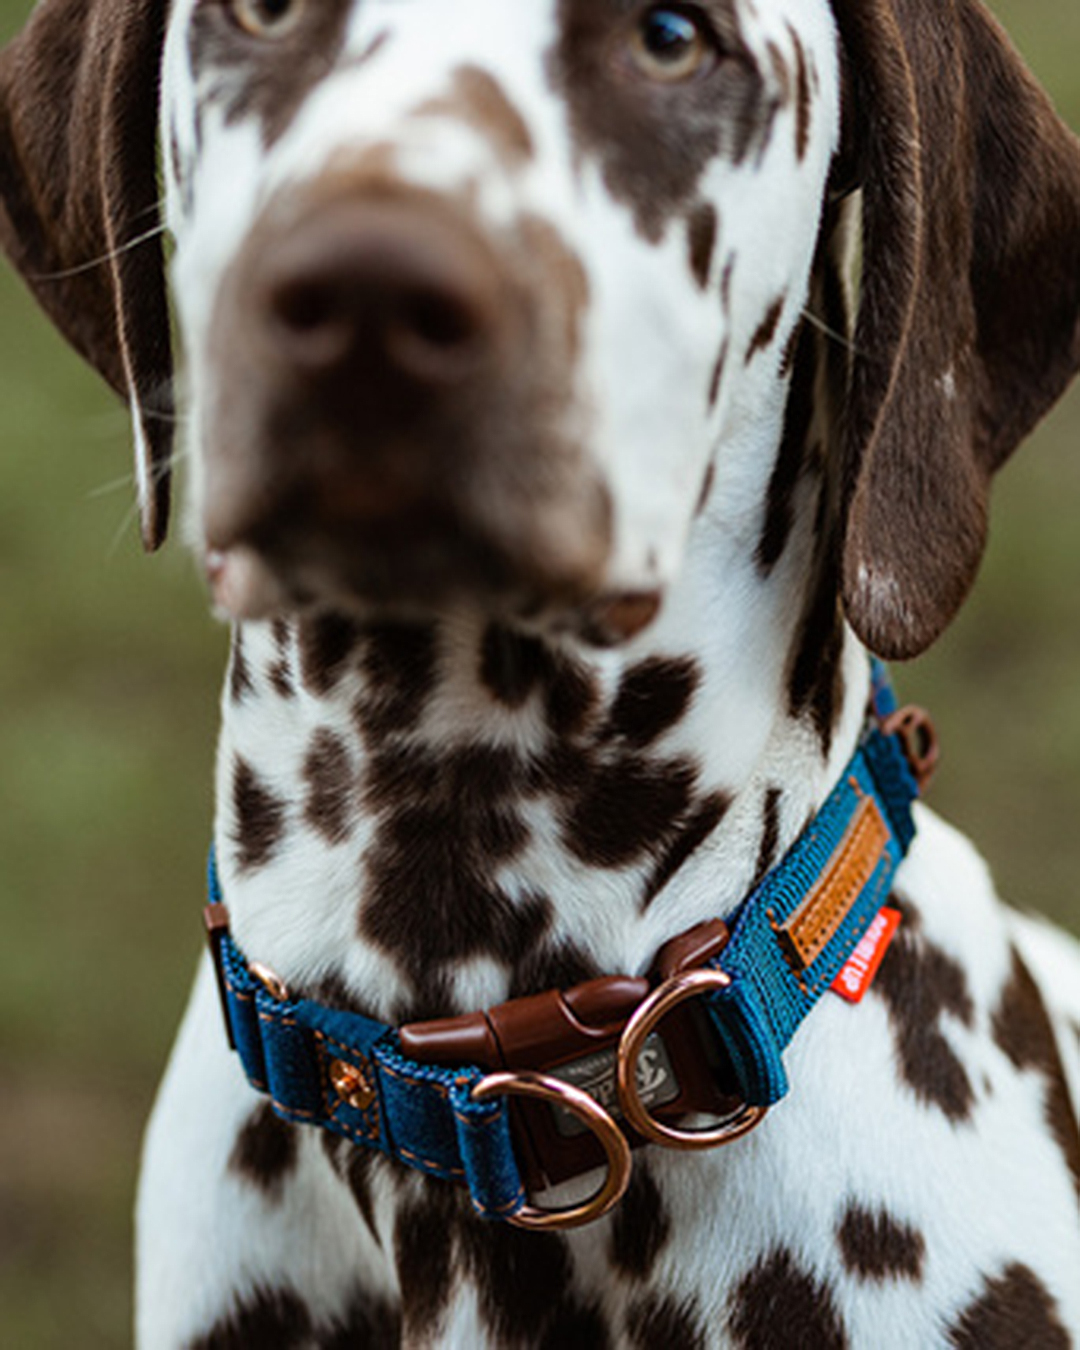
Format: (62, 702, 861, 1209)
(204, 665, 930, 1227)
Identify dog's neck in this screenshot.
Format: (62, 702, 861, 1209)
(211, 259, 869, 1024)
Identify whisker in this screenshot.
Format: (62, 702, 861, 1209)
(800, 306, 862, 357)
(29, 221, 169, 283)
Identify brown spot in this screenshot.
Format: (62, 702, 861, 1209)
(789, 25, 812, 161)
(728, 1248, 848, 1350)
(480, 623, 556, 709)
(229, 628, 253, 703)
(555, 752, 698, 869)
(393, 1192, 458, 1340)
(516, 212, 591, 368)
(641, 791, 730, 911)
(992, 948, 1080, 1204)
(354, 623, 438, 739)
(745, 294, 785, 365)
(627, 1294, 706, 1350)
(229, 1104, 298, 1200)
(752, 786, 783, 890)
(319, 1133, 381, 1245)
(507, 937, 600, 999)
(186, 1287, 312, 1350)
(707, 337, 730, 410)
(786, 536, 845, 758)
(687, 202, 718, 290)
(947, 1264, 1070, 1350)
(696, 460, 717, 514)
(549, 0, 764, 240)
(459, 1213, 604, 1346)
(298, 612, 362, 695)
(544, 654, 601, 737)
(604, 657, 701, 748)
(872, 923, 976, 1122)
(267, 618, 294, 698)
(836, 1203, 925, 1282)
(303, 729, 354, 845)
(413, 64, 534, 167)
(720, 257, 735, 313)
(359, 746, 543, 987)
(267, 661, 294, 699)
(188, 0, 354, 146)
(608, 1162, 671, 1279)
(232, 756, 287, 871)
(756, 316, 815, 575)
(319, 1287, 402, 1350)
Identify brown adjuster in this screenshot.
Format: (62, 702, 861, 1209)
(401, 917, 766, 1222)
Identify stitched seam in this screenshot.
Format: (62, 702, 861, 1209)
(379, 1056, 452, 1098)
(397, 1144, 465, 1179)
(313, 1030, 381, 1144)
(473, 1187, 527, 1218)
(801, 860, 894, 996)
(779, 792, 887, 968)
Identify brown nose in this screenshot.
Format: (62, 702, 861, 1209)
(257, 197, 504, 393)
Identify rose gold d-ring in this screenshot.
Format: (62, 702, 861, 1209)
(617, 968, 768, 1149)
(248, 961, 290, 1002)
(471, 1070, 632, 1230)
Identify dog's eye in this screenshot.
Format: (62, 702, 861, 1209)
(228, 0, 304, 38)
(631, 6, 715, 82)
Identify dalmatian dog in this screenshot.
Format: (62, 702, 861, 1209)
(3, 0, 1080, 1344)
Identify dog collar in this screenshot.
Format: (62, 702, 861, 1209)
(204, 662, 933, 1228)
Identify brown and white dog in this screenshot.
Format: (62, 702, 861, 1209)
(3, 0, 1080, 1345)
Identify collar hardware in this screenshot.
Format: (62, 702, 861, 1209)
(202, 665, 928, 1227)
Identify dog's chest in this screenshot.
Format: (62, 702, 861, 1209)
(202, 619, 1080, 1347)
(206, 804, 1080, 1348)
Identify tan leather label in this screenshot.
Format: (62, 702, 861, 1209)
(776, 791, 889, 973)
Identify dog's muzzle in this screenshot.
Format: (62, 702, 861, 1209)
(200, 177, 610, 616)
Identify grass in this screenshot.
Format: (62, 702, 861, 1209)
(1, 1, 1079, 1345)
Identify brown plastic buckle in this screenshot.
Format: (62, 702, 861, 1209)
(400, 918, 734, 1189)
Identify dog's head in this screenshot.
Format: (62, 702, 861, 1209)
(3, 0, 1079, 656)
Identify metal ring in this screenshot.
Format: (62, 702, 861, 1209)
(471, 1070, 632, 1230)
(249, 961, 290, 1002)
(617, 968, 768, 1150)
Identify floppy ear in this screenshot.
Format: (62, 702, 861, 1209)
(0, 0, 173, 549)
(831, 0, 1080, 658)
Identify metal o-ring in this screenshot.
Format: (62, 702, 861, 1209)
(616, 968, 768, 1149)
(471, 1070, 632, 1229)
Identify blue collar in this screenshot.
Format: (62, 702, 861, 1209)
(204, 663, 928, 1226)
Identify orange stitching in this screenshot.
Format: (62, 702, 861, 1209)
(379, 1056, 451, 1099)
(313, 1030, 381, 1143)
(474, 1189, 527, 1217)
(778, 795, 888, 971)
(398, 1145, 464, 1179)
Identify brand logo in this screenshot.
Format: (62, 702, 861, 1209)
(547, 1034, 680, 1137)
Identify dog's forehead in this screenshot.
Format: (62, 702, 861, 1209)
(169, 0, 838, 211)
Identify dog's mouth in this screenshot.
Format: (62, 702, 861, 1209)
(199, 534, 658, 645)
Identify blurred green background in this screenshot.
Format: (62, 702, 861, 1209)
(1, 1, 1079, 1344)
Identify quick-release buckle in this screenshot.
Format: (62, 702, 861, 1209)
(403, 917, 768, 1226)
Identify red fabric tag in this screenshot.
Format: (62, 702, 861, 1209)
(831, 906, 902, 1004)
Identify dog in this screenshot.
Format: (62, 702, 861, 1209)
(4, 0, 1080, 1344)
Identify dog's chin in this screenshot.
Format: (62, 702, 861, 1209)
(203, 543, 662, 647)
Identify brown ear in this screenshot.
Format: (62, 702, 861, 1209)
(831, 0, 1080, 658)
(0, 0, 172, 549)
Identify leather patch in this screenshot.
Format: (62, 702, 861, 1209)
(776, 790, 888, 973)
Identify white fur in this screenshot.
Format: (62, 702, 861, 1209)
(137, 1, 1080, 1345)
